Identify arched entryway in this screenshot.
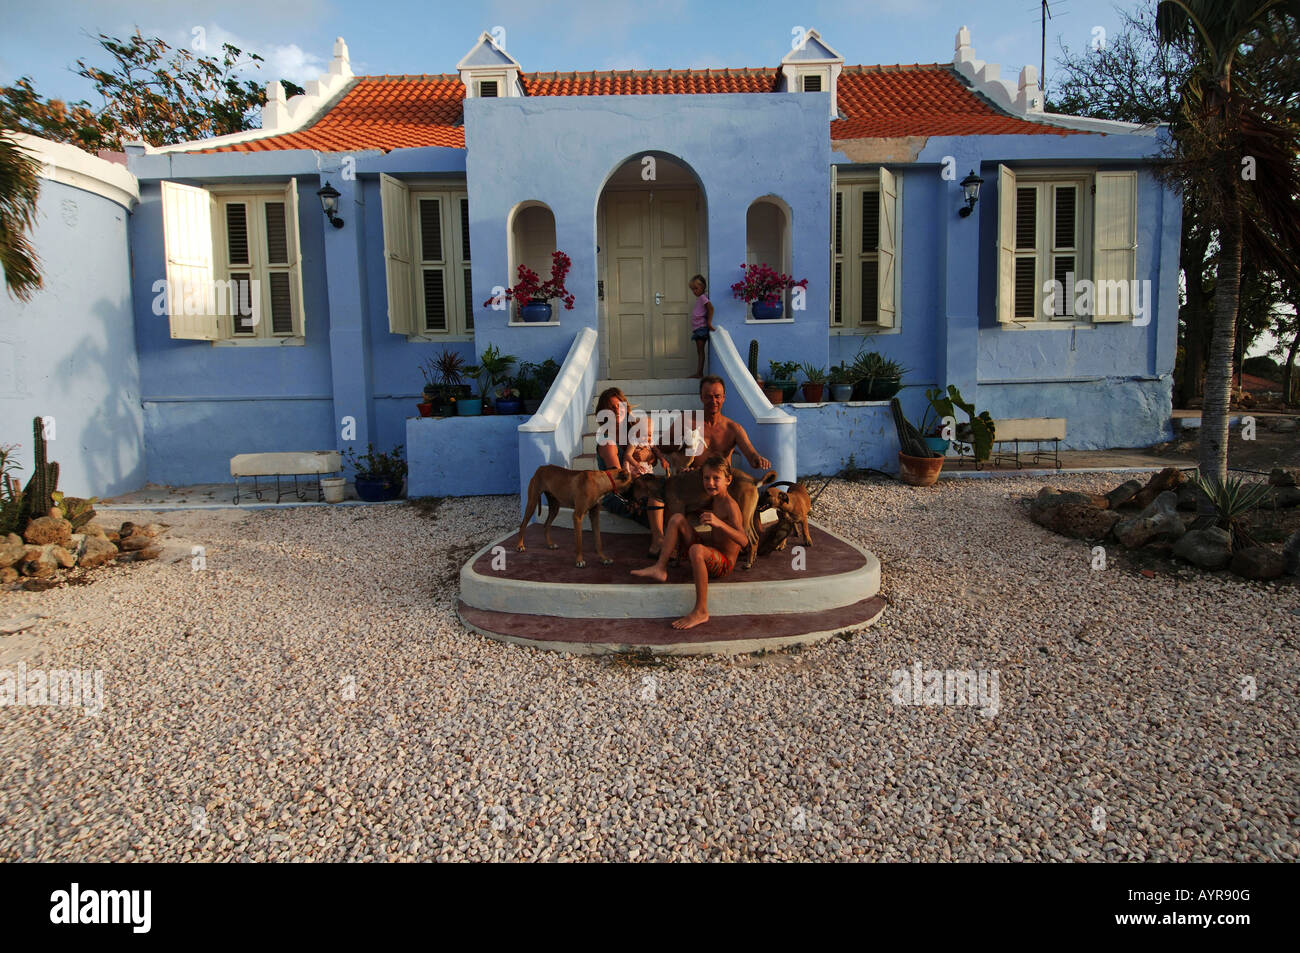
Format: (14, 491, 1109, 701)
(597, 153, 707, 380)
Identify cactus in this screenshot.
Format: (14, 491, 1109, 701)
(748, 339, 759, 379)
(0, 494, 21, 536)
(18, 417, 57, 525)
(54, 493, 97, 531)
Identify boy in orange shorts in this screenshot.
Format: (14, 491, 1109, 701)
(630, 455, 745, 629)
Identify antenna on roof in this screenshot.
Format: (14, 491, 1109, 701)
(1040, 0, 1052, 98)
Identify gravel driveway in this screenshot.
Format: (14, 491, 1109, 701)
(1, 473, 1296, 862)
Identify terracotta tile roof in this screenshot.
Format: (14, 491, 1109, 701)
(207, 75, 467, 152)
(833, 65, 1075, 138)
(207, 63, 1076, 153)
(521, 68, 779, 96)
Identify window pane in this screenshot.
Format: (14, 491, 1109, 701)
(861, 190, 879, 253)
(1054, 256, 1076, 316)
(463, 266, 473, 330)
(1016, 188, 1037, 249)
(269, 272, 293, 334)
(860, 257, 878, 324)
(226, 204, 249, 265)
(230, 273, 254, 333)
(419, 199, 443, 262)
(460, 198, 471, 261)
(1014, 257, 1037, 318)
(1054, 186, 1077, 249)
(423, 268, 447, 331)
(834, 192, 843, 255)
(264, 202, 288, 264)
(833, 261, 842, 325)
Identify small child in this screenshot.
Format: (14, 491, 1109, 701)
(630, 455, 744, 630)
(624, 411, 668, 477)
(688, 274, 714, 379)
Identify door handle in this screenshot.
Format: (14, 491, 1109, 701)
(655, 292, 664, 305)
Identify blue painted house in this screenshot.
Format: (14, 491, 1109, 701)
(1, 27, 1180, 499)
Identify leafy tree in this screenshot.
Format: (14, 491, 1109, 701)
(0, 130, 43, 301)
(0, 30, 306, 151)
(1155, 0, 1300, 483)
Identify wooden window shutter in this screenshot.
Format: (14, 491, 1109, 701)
(1091, 171, 1138, 322)
(995, 164, 1017, 324)
(276, 179, 305, 336)
(875, 167, 897, 328)
(160, 181, 223, 340)
(379, 174, 415, 335)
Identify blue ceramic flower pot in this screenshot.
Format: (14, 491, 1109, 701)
(495, 398, 524, 415)
(751, 301, 784, 320)
(457, 397, 482, 416)
(922, 436, 951, 455)
(354, 476, 403, 502)
(520, 301, 553, 323)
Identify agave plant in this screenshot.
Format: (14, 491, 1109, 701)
(1188, 473, 1271, 549)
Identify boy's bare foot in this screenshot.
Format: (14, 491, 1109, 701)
(672, 610, 709, 629)
(630, 565, 668, 582)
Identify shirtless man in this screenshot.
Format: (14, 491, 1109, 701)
(685, 376, 772, 473)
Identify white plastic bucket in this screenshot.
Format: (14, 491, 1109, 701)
(321, 477, 346, 503)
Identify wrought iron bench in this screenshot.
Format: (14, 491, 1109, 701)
(230, 451, 342, 503)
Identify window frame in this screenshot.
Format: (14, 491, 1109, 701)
(405, 182, 473, 342)
(1008, 169, 1094, 327)
(830, 168, 901, 334)
(207, 182, 305, 346)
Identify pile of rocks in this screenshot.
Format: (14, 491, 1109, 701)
(0, 513, 167, 590)
(1029, 466, 1300, 581)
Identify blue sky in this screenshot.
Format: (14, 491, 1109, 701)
(3, 0, 1142, 103)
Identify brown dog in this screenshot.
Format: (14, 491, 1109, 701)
(632, 465, 777, 569)
(761, 483, 813, 550)
(517, 465, 633, 567)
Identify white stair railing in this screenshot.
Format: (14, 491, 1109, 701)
(516, 327, 599, 514)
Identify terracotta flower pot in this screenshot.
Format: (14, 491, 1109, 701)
(898, 451, 945, 487)
(801, 382, 825, 403)
(764, 385, 785, 405)
(417, 401, 435, 417)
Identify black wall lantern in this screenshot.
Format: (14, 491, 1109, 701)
(317, 181, 344, 228)
(958, 170, 984, 218)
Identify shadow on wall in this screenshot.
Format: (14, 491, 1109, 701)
(63, 297, 146, 496)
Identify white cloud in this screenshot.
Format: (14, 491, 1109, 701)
(151, 22, 328, 86)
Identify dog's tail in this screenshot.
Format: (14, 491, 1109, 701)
(756, 469, 778, 487)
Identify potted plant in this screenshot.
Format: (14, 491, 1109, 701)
(829, 362, 855, 401)
(487, 251, 577, 323)
(421, 348, 468, 417)
(463, 343, 518, 415)
(344, 443, 407, 502)
(495, 381, 524, 415)
(800, 363, 827, 403)
(889, 399, 945, 487)
(768, 360, 799, 403)
(514, 363, 542, 414)
(926, 385, 996, 465)
(851, 349, 907, 401)
(730, 263, 809, 320)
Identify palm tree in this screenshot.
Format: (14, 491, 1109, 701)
(0, 129, 43, 301)
(1155, 1, 1300, 483)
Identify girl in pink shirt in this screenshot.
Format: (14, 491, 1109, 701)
(689, 274, 714, 378)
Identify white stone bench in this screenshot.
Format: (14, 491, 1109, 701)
(230, 451, 342, 503)
(989, 418, 1066, 470)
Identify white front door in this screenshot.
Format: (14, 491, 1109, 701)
(606, 189, 699, 379)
